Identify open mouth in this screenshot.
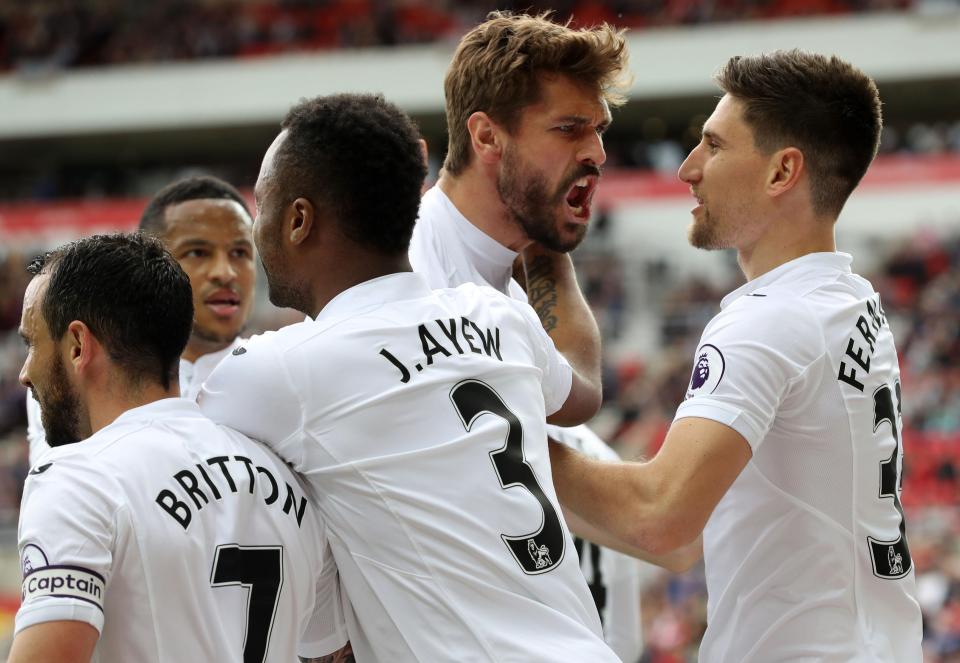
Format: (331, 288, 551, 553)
(565, 176, 598, 221)
(205, 290, 242, 318)
(690, 188, 705, 213)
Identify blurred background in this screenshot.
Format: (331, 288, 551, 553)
(0, 1, 959, 660)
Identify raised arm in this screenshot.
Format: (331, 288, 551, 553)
(521, 245, 602, 424)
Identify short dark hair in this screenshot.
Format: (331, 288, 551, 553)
(716, 49, 882, 218)
(28, 233, 193, 390)
(277, 93, 427, 255)
(139, 175, 251, 236)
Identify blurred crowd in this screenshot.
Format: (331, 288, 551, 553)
(0, 220, 959, 659)
(0, 0, 914, 73)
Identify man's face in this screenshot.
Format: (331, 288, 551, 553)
(161, 199, 255, 355)
(678, 94, 772, 251)
(497, 75, 610, 253)
(18, 276, 83, 447)
(253, 132, 309, 313)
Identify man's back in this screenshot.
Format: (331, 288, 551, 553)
(16, 399, 344, 662)
(676, 253, 922, 662)
(200, 273, 618, 662)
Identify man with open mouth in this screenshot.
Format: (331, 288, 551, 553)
(407, 12, 699, 662)
(25, 175, 255, 464)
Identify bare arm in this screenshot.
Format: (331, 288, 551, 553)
(300, 641, 354, 663)
(521, 245, 602, 425)
(550, 417, 752, 555)
(561, 504, 703, 573)
(7, 621, 98, 663)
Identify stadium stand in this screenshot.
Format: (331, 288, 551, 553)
(1, 2, 959, 659)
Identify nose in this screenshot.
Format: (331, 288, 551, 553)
(678, 144, 703, 184)
(19, 361, 31, 390)
(209, 249, 238, 285)
(579, 130, 607, 168)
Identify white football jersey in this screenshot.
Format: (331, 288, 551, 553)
(675, 252, 922, 663)
(26, 338, 243, 466)
(200, 273, 618, 662)
(411, 184, 643, 657)
(16, 398, 346, 662)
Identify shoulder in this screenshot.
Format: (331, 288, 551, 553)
(709, 287, 826, 357)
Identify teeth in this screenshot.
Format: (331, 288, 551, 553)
(575, 177, 589, 188)
(571, 206, 583, 215)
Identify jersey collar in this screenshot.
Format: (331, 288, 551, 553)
(107, 397, 203, 429)
(313, 272, 432, 328)
(426, 186, 519, 291)
(721, 251, 853, 309)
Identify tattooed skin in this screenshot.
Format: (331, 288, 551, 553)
(525, 256, 559, 332)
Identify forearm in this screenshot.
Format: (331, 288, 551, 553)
(548, 440, 681, 555)
(563, 506, 703, 572)
(521, 246, 601, 390)
(300, 642, 354, 663)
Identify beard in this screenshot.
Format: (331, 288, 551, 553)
(496, 146, 593, 253)
(688, 207, 725, 250)
(191, 321, 243, 347)
(260, 255, 310, 314)
(37, 353, 83, 447)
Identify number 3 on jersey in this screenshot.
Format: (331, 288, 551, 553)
(450, 379, 565, 574)
(868, 382, 912, 579)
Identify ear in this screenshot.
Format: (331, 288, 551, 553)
(466, 111, 504, 165)
(418, 138, 429, 166)
(288, 197, 315, 246)
(65, 320, 98, 376)
(766, 147, 804, 199)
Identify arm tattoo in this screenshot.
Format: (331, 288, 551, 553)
(299, 655, 355, 663)
(525, 256, 559, 332)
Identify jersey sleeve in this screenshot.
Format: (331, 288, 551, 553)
(15, 460, 118, 636)
(297, 537, 349, 658)
(198, 334, 305, 466)
(511, 298, 573, 416)
(674, 297, 825, 451)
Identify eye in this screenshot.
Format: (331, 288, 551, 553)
(231, 247, 252, 259)
(556, 124, 575, 134)
(183, 248, 209, 259)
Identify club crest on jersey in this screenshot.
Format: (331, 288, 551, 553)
(686, 344, 725, 398)
(527, 538, 553, 570)
(20, 543, 49, 576)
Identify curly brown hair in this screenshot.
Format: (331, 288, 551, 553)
(443, 11, 630, 176)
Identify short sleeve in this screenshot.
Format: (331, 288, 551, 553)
(674, 297, 825, 451)
(510, 299, 573, 416)
(199, 334, 304, 465)
(297, 537, 349, 658)
(15, 460, 118, 636)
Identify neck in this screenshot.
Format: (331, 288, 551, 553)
(438, 170, 531, 252)
(86, 379, 179, 437)
(305, 250, 412, 318)
(738, 214, 837, 281)
(181, 336, 233, 363)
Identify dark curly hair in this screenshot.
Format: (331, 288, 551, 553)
(276, 93, 427, 255)
(139, 175, 251, 237)
(28, 233, 193, 390)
